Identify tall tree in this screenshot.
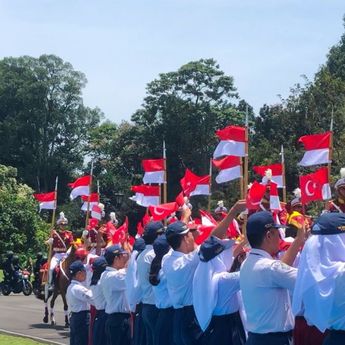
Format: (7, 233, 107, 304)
(0, 55, 102, 200)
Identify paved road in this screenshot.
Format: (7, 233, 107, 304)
(0, 294, 69, 344)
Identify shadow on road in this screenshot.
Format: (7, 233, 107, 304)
(30, 323, 70, 339)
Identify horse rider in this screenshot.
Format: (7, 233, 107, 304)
(46, 212, 73, 290)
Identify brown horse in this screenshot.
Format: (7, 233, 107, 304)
(43, 245, 77, 327)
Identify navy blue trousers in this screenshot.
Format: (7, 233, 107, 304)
(105, 312, 131, 345)
(70, 311, 89, 345)
(141, 304, 159, 345)
(93, 309, 107, 345)
(323, 330, 345, 345)
(246, 331, 293, 345)
(173, 306, 203, 345)
(134, 303, 146, 345)
(154, 307, 174, 345)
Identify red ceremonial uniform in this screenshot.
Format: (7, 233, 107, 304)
(52, 229, 73, 253)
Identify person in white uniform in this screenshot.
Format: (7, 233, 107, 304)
(292, 212, 345, 345)
(66, 260, 93, 345)
(240, 211, 305, 345)
(100, 244, 131, 345)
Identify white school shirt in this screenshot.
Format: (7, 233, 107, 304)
(90, 282, 106, 311)
(162, 249, 199, 309)
(153, 270, 173, 309)
(136, 245, 156, 304)
(66, 280, 93, 313)
(100, 266, 130, 314)
(240, 248, 297, 334)
(213, 271, 240, 315)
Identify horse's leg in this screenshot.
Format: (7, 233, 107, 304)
(61, 291, 69, 327)
(50, 290, 58, 326)
(43, 299, 49, 323)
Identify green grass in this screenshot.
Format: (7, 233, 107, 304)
(0, 270, 3, 281)
(0, 334, 45, 344)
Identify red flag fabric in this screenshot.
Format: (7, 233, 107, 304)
(112, 217, 128, 244)
(253, 163, 284, 187)
(195, 225, 214, 245)
(130, 185, 160, 207)
(227, 219, 241, 239)
(212, 156, 241, 183)
(199, 209, 217, 226)
(215, 125, 246, 142)
(246, 181, 267, 210)
(33, 191, 55, 202)
(180, 169, 210, 197)
(81, 193, 99, 202)
(142, 159, 165, 172)
(299, 167, 331, 204)
(269, 182, 281, 211)
(137, 221, 144, 236)
(91, 204, 102, 220)
(175, 192, 185, 207)
(149, 202, 179, 221)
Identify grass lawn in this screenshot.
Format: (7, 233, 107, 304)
(0, 334, 45, 344)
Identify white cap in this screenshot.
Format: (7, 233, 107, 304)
(57, 211, 68, 225)
(335, 168, 345, 190)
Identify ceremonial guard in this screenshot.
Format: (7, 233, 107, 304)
(137, 221, 164, 345)
(106, 212, 119, 242)
(240, 212, 305, 345)
(327, 168, 345, 213)
(66, 260, 93, 345)
(46, 212, 73, 289)
(214, 200, 228, 214)
(100, 245, 131, 345)
(82, 218, 106, 255)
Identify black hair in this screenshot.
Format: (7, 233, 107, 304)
(143, 233, 158, 245)
(149, 251, 170, 287)
(166, 234, 184, 250)
(247, 230, 268, 249)
(91, 265, 107, 286)
(285, 226, 297, 238)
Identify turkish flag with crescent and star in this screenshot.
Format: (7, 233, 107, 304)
(149, 202, 179, 221)
(299, 167, 331, 204)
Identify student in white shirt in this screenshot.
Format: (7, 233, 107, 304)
(100, 244, 131, 345)
(66, 260, 93, 345)
(293, 213, 345, 345)
(240, 211, 305, 345)
(149, 235, 173, 345)
(137, 221, 164, 345)
(90, 256, 107, 345)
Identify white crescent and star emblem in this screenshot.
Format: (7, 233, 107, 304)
(305, 180, 317, 196)
(153, 208, 165, 216)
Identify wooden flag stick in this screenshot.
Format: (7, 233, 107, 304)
(163, 140, 168, 205)
(208, 158, 212, 212)
(240, 157, 244, 199)
(328, 107, 334, 183)
(281, 145, 287, 203)
(85, 161, 94, 229)
(242, 107, 249, 239)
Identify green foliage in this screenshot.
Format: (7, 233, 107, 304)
(0, 54, 102, 201)
(0, 165, 50, 258)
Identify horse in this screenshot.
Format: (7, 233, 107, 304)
(42, 244, 77, 327)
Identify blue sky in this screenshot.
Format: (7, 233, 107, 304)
(0, 0, 344, 122)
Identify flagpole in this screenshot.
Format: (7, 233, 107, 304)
(328, 107, 334, 184)
(163, 140, 168, 204)
(85, 161, 94, 229)
(281, 145, 287, 203)
(44, 176, 58, 286)
(242, 106, 249, 239)
(208, 158, 212, 212)
(240, 158, 244, 199)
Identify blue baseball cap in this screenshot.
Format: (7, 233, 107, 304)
(92, 256, 107, 270)
(247, 211, 286, 236)
(144, 221, 165, 237)
(166, 221, 190, 238)
(312, 213, 345, 235)
(153, 235, 170, 257)
(104, 244, 128, 264)
(199, 236, 235, 262)
(133, 237, 146, 252)
(69, 260, 86, 276)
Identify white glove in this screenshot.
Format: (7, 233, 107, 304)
(82, 230, 89, 238)
(46, 238, 53, 245)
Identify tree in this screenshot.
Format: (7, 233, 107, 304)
(0, 55, 102, 201)
(0, 165, 50, 258)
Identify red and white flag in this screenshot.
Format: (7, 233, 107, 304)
(298, 132, 331, 166)
(253, 163, 284, 188)
(130, 185, 160, 207)
(213, 125, 246, 159)
(33, 191, 56, 211)
(269, 182, 281, 211)
(299, 167, 331, 204)
(112, 217, 128, 244)
(81, 193, 99, 211)
(91, 204, 103, 220)
(199, 209, 217, 226)
(180, 169, 210, 197)
(68, 175, 91, 200)
(175, 191, 185, 207)
(246, 181, 267, 210)
(212, 156, 241, 184)
(142, 158, 165, 184)
(149, 202, 178, 221)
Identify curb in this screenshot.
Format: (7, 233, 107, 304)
(0, 329, 66, 345)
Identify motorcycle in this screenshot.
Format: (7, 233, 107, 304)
(1, 269, 33, 296)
